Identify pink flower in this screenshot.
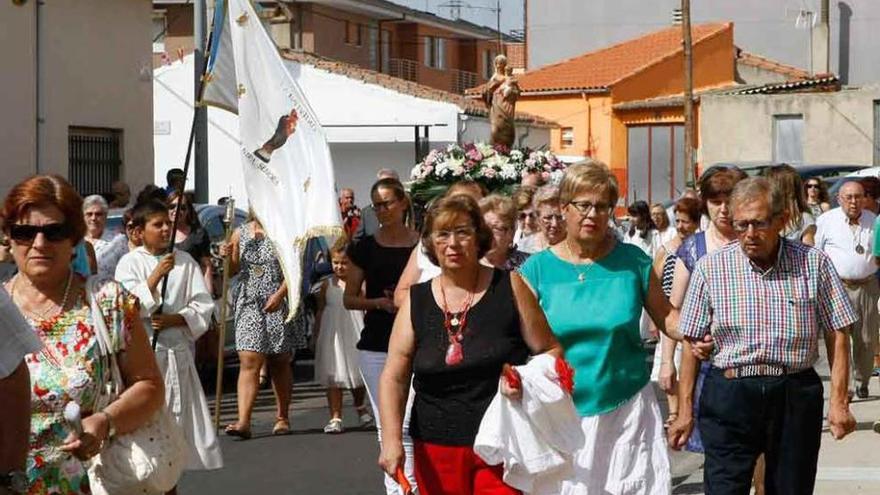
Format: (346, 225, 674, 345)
(541, 171, 551, 181)
(483, 168, 497, 179)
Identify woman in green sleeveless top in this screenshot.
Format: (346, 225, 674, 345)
(518, 161, 684, 494)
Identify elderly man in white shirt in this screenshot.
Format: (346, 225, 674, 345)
(815, 180, 879, 399)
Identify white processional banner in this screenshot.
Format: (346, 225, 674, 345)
(226, 0, 341, 319)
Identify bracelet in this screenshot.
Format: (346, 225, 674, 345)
(97, 410, 116, 440)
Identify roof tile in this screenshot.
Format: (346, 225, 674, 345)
(511, 22, 731, 94)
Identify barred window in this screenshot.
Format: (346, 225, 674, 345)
(68, 127, 122, 197)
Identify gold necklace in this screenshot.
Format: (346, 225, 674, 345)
(564, 240, 596, 283)
(12, 271, 74, 321)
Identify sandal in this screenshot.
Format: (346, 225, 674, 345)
(664, 412, 679, 429)
(323, 418, 344, 434)
(225, 423, 252, 440)
(272, 417, 291, 436)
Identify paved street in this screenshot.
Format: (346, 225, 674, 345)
(180, 351, 880, 495)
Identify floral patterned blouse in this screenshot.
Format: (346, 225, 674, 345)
(18, 276, 138, 495)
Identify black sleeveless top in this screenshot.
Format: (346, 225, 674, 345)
(348, 236, 417, 352)
(409, 269, 529, 446)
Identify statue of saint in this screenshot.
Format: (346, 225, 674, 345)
(481, 55, 520, 148)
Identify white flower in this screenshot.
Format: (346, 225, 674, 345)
(500, 162, 518, 180)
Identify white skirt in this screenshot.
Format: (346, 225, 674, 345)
(650, 338, 682, 382)
(155, 329, 224, 471)
(561, 384, 671, 495)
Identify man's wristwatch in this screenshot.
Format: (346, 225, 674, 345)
(0, 471, 28, 494)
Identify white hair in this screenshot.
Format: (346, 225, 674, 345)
(82, 194, 109, 212)
(376, 168, 400, 180)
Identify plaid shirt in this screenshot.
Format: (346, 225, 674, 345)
(679, 238, 857, 371)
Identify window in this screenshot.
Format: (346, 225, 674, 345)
(626, 124, 686, 204)
(68, 127, 123, 196)
(424, 36, 446, 69)
(152, 12, 167, 54)
(560, 128, 574, 148)
(773, 114, 804, 164)
(344, 20, 362, 46)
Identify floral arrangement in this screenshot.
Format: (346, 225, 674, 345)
(408, 142, 566, 202)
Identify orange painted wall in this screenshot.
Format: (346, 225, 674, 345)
(612, 27, 735, 104)
(516, 94, 613, 163)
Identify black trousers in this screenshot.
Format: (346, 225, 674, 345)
(699, 367, 824, 495)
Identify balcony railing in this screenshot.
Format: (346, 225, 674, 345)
(388, 58, 418, 82)
(451, 69, 479, 95)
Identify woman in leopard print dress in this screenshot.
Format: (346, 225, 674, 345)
(221, 218, 306, 438)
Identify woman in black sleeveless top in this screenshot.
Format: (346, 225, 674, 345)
(344, 178, 420, 494)
(378, 195, 561, 495)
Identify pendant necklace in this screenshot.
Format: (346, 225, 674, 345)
(564, 240, 596, 283)
(439, 273, 477, 366)
(850, 223, 865, 254)
(12, 270, 74, 322)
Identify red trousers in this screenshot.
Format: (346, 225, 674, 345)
(413, 441, 521, 495)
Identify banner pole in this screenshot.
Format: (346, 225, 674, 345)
(152, 25, 216, 350)
(213, 198, 236, 430)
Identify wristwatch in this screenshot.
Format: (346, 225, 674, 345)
(0, 471, 28, 494)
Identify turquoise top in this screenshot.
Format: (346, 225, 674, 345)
(519, 242, 652, 416)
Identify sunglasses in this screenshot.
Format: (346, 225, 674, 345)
(8, 223, 73, 243)
(805, 184, 819, 189)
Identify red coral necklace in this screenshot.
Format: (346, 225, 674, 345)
(439, 272, 479, 366)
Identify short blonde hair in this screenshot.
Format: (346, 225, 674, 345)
(512, 185, 536, 211)
(558, 160, 619, 207)
(533, 185, 560, 209)
(478, 194, 517, 229)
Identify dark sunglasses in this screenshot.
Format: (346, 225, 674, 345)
(8, 223, 73, 243)
(805, 183, 820, 189)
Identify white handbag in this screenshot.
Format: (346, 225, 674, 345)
(85, 277, 188, 495)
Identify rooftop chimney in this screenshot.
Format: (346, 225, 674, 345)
(812, 0, 830, 74)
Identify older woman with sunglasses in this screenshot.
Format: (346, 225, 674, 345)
(2, 175, 164, 494)
(518, 161, 685, 493)
(379, 194, 561, 495)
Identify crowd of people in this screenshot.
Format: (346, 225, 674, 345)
(1, 160, 879, 495)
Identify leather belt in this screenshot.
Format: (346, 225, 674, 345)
(722, 363, 787, 379)
(841, 276, 874, 288)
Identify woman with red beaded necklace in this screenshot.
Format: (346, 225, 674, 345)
(378, 194, 561, 495)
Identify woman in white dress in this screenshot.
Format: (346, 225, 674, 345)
(115, 200, 223, 478)
(651, 203, 677, 247)
(313, 237, 371, 434)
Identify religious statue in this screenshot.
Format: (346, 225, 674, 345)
(481, 55, 520, 149)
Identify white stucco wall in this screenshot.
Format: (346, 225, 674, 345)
(459, 116, 552, 151)
(0, 0, 153, 198)
(700, 86, 880, 167)
(155, 54, 549, 207)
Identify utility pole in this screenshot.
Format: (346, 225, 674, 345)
(193, 0, 210, 203)
(497, 0, 501, 51)
(681, 0, 696, 187)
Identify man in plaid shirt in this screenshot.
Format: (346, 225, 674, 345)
(668, 177, 857, 495)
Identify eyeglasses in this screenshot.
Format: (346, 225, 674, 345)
(372, 199, 398, 211)
(805, 184, 820, 189)
(732, 219, 773, 233)
(169, 204, 189, 211)
(540, 214, 564, 225)
(8, 223, 73, 243)
(568, 200, 612, 216)
(518, 211, 536, 220)
(840, 194, 864, 203)
(433, 226, 476, 243)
